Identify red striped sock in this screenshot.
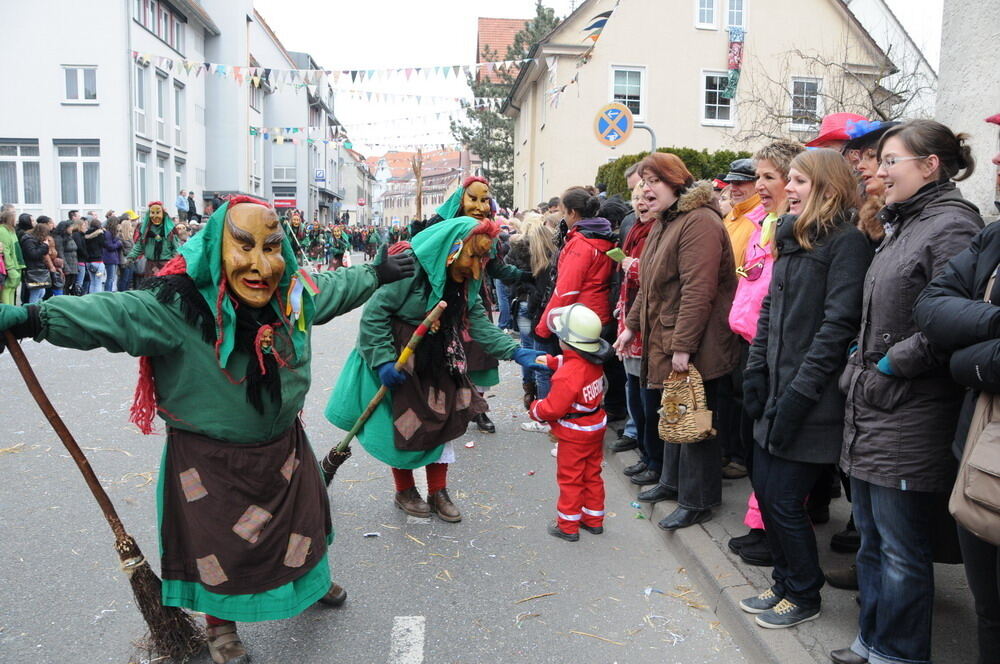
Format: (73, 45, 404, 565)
(391, 467, 415, 492)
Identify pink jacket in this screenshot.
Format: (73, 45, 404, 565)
(728, 210, 774, 343)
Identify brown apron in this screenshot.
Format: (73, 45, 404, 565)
(160, 421, 331, 595)
(391, 319, 487, 452)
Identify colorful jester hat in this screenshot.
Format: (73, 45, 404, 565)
(178, 195, 315, 371)
(138, 200, 176, 240)
(410, 215, 500, 310)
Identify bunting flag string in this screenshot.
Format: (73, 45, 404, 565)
(129, 50, 533, 87)
(577, 0, 620, 66)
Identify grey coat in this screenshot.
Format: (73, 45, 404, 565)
(747, 214, 872, 463)
(841, 182, 983, 491)
(53, 227, 79, 275)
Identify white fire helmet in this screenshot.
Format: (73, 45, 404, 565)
(546, 303, 610, 354)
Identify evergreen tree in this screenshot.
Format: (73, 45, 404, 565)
(450, 2, 559, 209)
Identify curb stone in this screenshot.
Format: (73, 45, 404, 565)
(606, 445, 819, 664)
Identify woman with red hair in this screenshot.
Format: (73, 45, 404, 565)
(614, 152, 739, 530)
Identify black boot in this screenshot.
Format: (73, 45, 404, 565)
(522, 381, 537, 411)
(474, 412, 496, 434)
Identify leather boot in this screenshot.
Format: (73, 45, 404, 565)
(317, 582, 347, 607)
(522, 381, 537, 411)
(394, 487, 430, 518)
(428, 488, 462, 522)
(207, 622, 250, 664)
(824, 564, 859, 590)
(474, 412, 496, 433)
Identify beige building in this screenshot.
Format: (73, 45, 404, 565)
(504, 0, 902, 209)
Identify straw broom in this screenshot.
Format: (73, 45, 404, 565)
(3, 332, 205, 661)
(321, 300, 448, 484)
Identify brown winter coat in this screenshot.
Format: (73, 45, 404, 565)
(625, 181, 739, 386)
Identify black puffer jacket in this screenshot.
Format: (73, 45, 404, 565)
(915, 221, 1000, 458)
(747, 213, 872, 463)
(841, 181, 983, 491)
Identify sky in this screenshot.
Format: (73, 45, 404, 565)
(253, 0, 943, 156)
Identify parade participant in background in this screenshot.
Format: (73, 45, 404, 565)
(0, 196, 415, 664)
(327, 225, 351, 270)
(528, 304, 612, 542)
(327, 216, 543, 523)
(0, 209, 24, 305)
(282, 210, 307, 262)
(364, 226, 380, 261)
(413, 176, 529, 434)
(125, 202, 180, 281)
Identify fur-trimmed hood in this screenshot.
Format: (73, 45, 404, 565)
(677, 180, 719, 214)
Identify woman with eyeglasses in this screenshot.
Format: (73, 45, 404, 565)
(726, 139, 804, 566)
(739, 149, 873, 629)
(834, 119, 983, 664)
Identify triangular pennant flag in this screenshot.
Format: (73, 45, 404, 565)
(405, 68, 414, 81)
(233, 66, 243, 84)
(367, 69, 375, 80)
(331, 70, 341, 84)
(350, 70, 358, 83)
(452, 65, 461, 78)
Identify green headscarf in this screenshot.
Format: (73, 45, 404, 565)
(435, 187, 464, 221)
(410, 215, 487, 308)
(138, 203, 176, 240)
(178, 199, 314, 370)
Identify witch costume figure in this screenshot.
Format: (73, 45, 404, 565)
(0, 196, 414, 664)
(327, 216, 543, 522)
(124, 201, 181, 279)
(410, 176, 529, 434)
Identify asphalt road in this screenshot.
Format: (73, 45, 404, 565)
(0, 263, 749, 664)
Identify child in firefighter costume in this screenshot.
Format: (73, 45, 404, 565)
(124, 201, 181, 279)
(0, 196, 414, 664)
(528, 303, 612, 541)
(326, 216, 543, 522)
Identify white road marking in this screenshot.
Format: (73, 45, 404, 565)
(389, 615, 425, 664)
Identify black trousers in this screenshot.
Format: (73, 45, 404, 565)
(957, 523, 1000, 664)
(753, 443, 826, 609)
(601, 322, 626, 416)
(658, 377, 727, 510)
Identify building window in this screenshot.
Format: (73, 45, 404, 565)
(251, 135, 262, 194)
(273, 166, 296, 181)
(696, 0, 718, 28)
(63, 66, 97, 103)
(156, 72, 168, 143)
(136, 150, 148, 205)
(57, 143, 101, 206)
(250, 83, 262, 111)
(135, 64, 148, 136)
(727, 0, 746, 27)
(791, 77, 822, 130)
(702, 71, 733, 125)
(0, 142, 41, 206)
(611, 66, 644, 117)
(174, 159, 185, 196)
(157, 155, 167, 202)
(173, 82, 184, 147)
(136, 0, 185, 54)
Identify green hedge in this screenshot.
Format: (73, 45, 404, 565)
(596, 147, 753, 199)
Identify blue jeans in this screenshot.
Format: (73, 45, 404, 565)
(118, 264, 134, 291)
(104, 263, 118, 292)
(753, 443, 826, 610)
(623, 375, 638, 439)
(850, 478, 936, 664)
(516, 303, 555, 391)
(27, 287, 45, 303)
(494, 278, 512, 330)
(73, 267, 86, 292)
(86, 262, 105, 294)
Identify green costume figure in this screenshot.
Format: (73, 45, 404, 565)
(327, 226, 351, 270)
(0, 196, 415, 664)
(326, 216, 543, 522)
(0, 213, 25, 305)
(125, 200, 181, 279)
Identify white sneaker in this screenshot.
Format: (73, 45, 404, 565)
(520, 421, 550, 433)
(550, 445, 558, 457)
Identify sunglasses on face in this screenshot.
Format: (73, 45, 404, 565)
(736, 244, 767, 281)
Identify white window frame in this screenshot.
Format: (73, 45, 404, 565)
(56, 143, 101, 207)
(251, 134, 263, 194)
(174, 159, 185, 197)
(701, 70, 735, 127)
(790, 76, 823, 132)
(62, 65, 98, 104)
(695, 0, 719, 29)
(136, 149, 149, 206)
(249, 82, 262, 111)
(727, 0, 747, 28)
(155, 71, 168, 143)
(0, 142, 41, 207)
(609, 65, 646, 120)
(173, 81, 184, 147)
(135, 63, 148, 136)
(156, 154, 167, 202)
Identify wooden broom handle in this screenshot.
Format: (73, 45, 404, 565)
(4, 331, 127, 540)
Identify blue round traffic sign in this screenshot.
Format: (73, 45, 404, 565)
(594, 103, 634, 147)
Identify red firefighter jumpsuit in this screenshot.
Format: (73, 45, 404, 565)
(529, 349, 607, 535)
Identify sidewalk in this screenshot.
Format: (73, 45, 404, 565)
(604, 438, 977, 664)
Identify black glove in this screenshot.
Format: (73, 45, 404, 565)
(742, 370, 768, 420)
(763, 387, 817, 450)
(373, 245, 416, 286)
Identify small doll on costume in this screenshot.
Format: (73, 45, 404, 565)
(528, 303, 613, 542)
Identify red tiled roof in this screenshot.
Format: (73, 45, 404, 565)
(369, 150, 466, 181)
(477, 17, 529, 83)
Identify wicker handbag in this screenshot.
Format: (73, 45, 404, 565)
(658, 365, 716, 444)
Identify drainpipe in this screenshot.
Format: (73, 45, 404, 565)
(125, 0, 136, 208)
